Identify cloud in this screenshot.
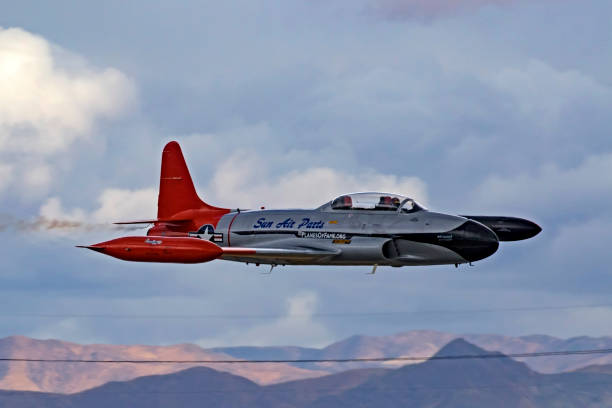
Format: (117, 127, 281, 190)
(197, 291, 333, 348)
(42, 188, 157, 223)
(471, 152, 612, 218)
(39, 197, 88, 223)
(16, 188, 158, 234)
(90, 188, 157, 222)
(22, 164, 53, 194)
(0, 27, 135, 155)
(209, 151, 428, 209)
(0, 164, 13, 192)
(369, 0, 520, 19)
(0, 27, 136, 197)
(543, 215, 612, 282)
(487, 60, 611, 127)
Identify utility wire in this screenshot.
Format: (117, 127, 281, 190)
(2, 347, 612, 364)
(3, 303, 612, 320)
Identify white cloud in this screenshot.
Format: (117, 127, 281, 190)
(0, 27, 135, 155)
(36, 188, 156, 234)
(197, 291, 333, 348)
(22, 163, 53, 195)
(0, 27, 136, 197)
(487, 60, 611, 127)
(547, 216, 612, 273)
(91, 188, 157, 222)
(471, 152, 612, 216)
(39, 197, 88, 222)
(209, 151, 428, 209)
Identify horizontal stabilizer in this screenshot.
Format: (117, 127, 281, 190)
(114, 219, 192, 225)
(113, 220, 158, 225)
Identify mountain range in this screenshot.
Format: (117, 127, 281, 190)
(1, 339, 612, 408)
(214, 330, 612, 374)
(0, 335, 322, 393)
(2, 330, 612, 394)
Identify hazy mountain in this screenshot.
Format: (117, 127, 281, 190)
(3, 330, 612, 395)
(308, 339, 612, 408)
(1, 339, 612, 408)
(0, 367, 260, 408)
(0, 336, 323, 393)
(214, 330, 612, 374)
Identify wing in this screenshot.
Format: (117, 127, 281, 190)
(221, 246, 341, 265)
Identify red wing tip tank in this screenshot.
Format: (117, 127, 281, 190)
(78, 141, 541, 269)
(76, 236, 224, 263)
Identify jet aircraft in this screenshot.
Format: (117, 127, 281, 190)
(78, 142, 541, 270)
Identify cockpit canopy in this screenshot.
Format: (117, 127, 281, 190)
(321, 192, 426, 213)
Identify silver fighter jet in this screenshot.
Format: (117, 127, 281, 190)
(79, 142, 541, 268)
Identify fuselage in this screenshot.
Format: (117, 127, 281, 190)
(214, 205, 500, 266)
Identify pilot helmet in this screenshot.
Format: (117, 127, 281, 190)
(332, 195, 353, 209)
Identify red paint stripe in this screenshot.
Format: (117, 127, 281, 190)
(226, 213, 240, 247)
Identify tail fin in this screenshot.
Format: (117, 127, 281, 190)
(157, 141, 208, 219)
(115, 141, 230, 234)
(150, 141, 229, 234)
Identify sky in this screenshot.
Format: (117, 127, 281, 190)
(1, 0, 612, 348)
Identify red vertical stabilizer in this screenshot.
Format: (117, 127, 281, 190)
(158, 141, 207, 219)
(148, 141, 230, 235)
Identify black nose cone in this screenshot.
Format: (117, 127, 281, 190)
(448, 220, 499, 263)
(518, 220, 542, 241)
(460, 216, 542, 241)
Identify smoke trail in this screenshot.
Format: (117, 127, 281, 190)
(0, 215, 147, 233)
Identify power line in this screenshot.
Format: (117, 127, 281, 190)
(2, 347, 612, 364)
(3, 303, 612, 320)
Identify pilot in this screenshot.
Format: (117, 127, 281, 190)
(391, 197, 401, 209)
(376, 196, 394, 210)
(332, 195, 353, 210)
